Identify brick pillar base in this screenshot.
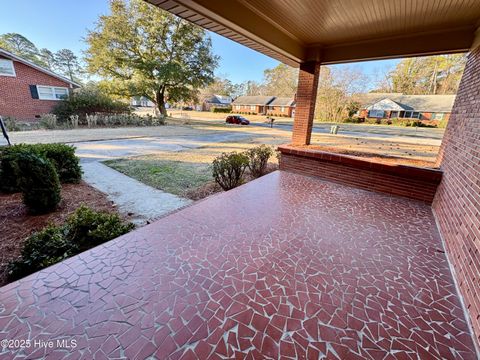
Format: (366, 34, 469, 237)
(433, 46, 480, 345)
(292, 61, 321, 146)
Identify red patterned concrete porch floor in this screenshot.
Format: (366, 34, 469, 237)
(0, 171, 477, 359)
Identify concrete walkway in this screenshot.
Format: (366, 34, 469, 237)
(81, 162, 191, 225)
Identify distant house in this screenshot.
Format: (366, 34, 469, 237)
(266, 97, 296, 117)
(232, 96, 276, 115)
(355, 93, 456, 122)
(0, 48, 80, 121)
(199, 94, 232, 111)
(131, 96, 155, 107)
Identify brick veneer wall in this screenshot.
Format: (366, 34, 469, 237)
(292, 61, 320, 145)
(433, 46, 480, 344)
(0, 58, 72, 121)
(278, 145, 442, 203)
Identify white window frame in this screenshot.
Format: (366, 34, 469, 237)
(281, 106, 285, 112)
(235, 105, 241, 110)
(0, 59, 16, 77)
(36, 85, 69, 101)
(433, 112, 444, 120)
(250, 105, 256, 111)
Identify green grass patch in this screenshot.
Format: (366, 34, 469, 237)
(104, 157, 213, 196)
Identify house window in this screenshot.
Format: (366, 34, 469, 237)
(368, 110, 384, 118)
(250, 105, 255, 111)
(37, 85, 69, 100)
(0, 59, 15, 76)
(235, 105, 241, 110)
(433, 113, 444, 120)
(404, 111, 413, 118)
(281, 106, 285, 112)
(412, 112, 420, 119)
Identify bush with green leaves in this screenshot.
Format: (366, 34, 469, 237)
(212, 152, 249, 190)
(0, 145, 28, 193)
(212, 107, 231, 113)
(52, 85, 131, 123)
(15, 152, 61, 214)
(8, 206, 134, 281)
(8, 225, 74, 280)
(34, 143, 82, 183)
(0, 143, 81, 193)
(65, 205, 135, 251)
(245, 145, 274, 178)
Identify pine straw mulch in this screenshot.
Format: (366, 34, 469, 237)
(0, 181, 117, 287)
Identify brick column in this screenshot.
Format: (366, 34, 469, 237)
(292, 61, 321, 145)
(433, 45, 480, 345)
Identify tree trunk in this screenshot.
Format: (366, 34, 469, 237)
(156, 89, 167, 116)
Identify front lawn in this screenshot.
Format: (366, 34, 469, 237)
(104, 144, 279, 200)
(105, 157, 215, 199)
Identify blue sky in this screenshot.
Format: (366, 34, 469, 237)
(0, 0, 398, 86)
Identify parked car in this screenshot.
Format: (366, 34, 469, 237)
(226, 115, 250, 125)
(181, 106, 193, 111)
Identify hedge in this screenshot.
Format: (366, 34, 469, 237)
(0, 143, 82, 193)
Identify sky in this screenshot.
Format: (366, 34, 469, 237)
(0, 0, 398, 87)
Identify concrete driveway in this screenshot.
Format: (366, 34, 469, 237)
(73, 132, 254, 162)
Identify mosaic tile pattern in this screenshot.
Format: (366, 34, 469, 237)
(0, 171, 477, 359)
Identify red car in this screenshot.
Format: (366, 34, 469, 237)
(226, 115, 250, 125)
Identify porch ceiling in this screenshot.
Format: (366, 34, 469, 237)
(147, 0, 480, 66)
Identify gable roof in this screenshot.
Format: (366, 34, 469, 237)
(355, 93, 456, 113)
(208, 94, 232, 104)
(269, 97, 295, 106)
(232, 95, 275, 105)
(0, 48, 81, 87)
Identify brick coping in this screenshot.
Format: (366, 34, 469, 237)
(278, 144, 443, 183)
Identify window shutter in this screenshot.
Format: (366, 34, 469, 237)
(29, 85, 39, 99)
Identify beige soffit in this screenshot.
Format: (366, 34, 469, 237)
(147, 0, 480, 66)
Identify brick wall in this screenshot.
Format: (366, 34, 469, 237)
(266, 106, 293, 117)
(0, 58, 71, 121)
(279, 145, 442, 203)
(433, 46, 480, 344)
(292, 61, 320, 145)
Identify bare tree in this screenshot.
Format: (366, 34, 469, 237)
(315, 66, 367, 122)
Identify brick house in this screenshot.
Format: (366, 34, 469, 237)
(198, 94, 232, 111)
(355, 93, 456, 123)
(231, 95, 275, 115)
(266, 97, 296, 117)
(0, 48, 80, 121)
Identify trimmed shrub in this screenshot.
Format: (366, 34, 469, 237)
(8, 206, 134, 281)
(0, 145, 31, 193)
(0, 144, 82, 193)
(15, 152, 61, 214)
(8, 225, 74, 280)
(212, 106, 232, 113)
(212, 152, 249, 190)
(35, 144, 82, 184)
(246, 145, 274, 178)
(65, 205, 135, 251)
